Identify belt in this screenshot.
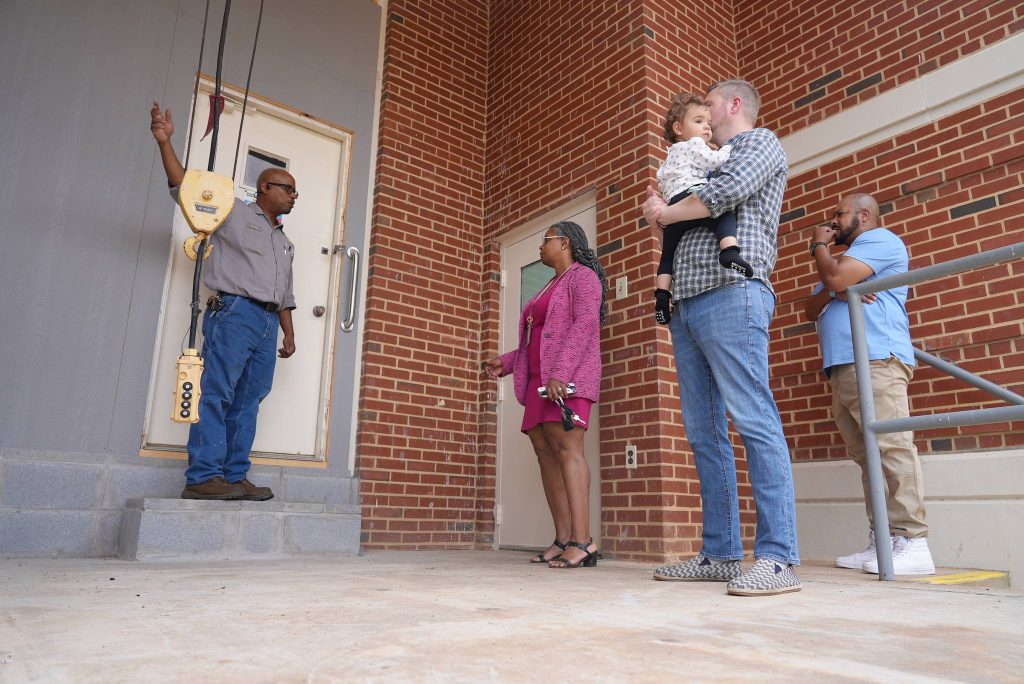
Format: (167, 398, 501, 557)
(220, 292, 278, 313)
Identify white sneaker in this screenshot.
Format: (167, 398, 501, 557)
(863, 535, 935, 575)
(835, 530, 892, 569)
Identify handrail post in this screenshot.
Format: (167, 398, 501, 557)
(846, 290, 895, 580)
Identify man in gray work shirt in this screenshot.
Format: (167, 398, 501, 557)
(150, 101, 297, 501)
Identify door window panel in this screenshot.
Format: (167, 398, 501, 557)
(520, 260, 554, 308)
(242, 148, 288, 201)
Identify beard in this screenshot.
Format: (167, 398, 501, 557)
(834, 215, 860, 245)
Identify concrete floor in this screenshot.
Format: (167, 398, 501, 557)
(1, 551, 1021, 683)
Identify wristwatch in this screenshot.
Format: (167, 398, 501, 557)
(809, 241, 829, 256)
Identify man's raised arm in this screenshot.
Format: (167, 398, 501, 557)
(150, 101, 185, 188)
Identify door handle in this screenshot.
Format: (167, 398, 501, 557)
(341, 246, 361, 333)
(313, 306, 326, 318)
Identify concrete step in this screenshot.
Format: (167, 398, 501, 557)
(117, 498, 361, 561)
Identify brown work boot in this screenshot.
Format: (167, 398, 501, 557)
(233, 478, 274, 501)
(181, 476, 245, 500)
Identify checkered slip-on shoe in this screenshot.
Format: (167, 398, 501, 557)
(726, 558, 802, 596)
(653, 554, 743, 582)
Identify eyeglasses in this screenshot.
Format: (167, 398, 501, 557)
(540, 235, 565, 246)
(266, 182, 298, 196)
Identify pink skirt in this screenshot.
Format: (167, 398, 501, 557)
(521, 375, 593, 433)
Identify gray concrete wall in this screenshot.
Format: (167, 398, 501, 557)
(0, 0, 379, 555)
(795, 449, 1024, 588)
(0, 447, 360, 556)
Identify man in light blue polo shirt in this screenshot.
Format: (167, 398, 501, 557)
(804, 193, 934, 575)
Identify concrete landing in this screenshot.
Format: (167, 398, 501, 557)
(117, 498, 361, 560)
(1, 552, 1021, 682)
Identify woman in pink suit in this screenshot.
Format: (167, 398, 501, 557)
(485, 221, 608, 568)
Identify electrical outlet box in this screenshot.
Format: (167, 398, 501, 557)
(625, 444, 637, 470)
(615, 276, 628, 300)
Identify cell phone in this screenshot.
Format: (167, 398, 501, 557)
(537, 382, 576, 398)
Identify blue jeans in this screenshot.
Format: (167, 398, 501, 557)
(186, 294, 278, 485)
(669, 280, 800, 565)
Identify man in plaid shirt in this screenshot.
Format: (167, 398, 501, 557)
(642, 80, 801, 596)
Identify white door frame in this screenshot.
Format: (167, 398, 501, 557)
(494, 191, 601, 550)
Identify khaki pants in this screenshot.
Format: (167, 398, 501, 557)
(830, 357, 928, 538)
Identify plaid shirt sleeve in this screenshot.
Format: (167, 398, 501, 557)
(671, 129, 788, 301)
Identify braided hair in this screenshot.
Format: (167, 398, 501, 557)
(551, 221, 608, 324)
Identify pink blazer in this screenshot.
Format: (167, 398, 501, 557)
(498, 262, 602, 405)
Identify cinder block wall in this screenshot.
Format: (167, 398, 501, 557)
(0, 0, 380, 558)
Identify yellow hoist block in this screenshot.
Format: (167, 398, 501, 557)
(171, 348, 204, 424)
(177, 168, 235, 235)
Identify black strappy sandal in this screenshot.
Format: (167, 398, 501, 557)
(548, 537, 598, 568)
(529, 538, 568, 564)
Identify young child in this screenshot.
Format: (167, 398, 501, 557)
(653, 92, 752, 324)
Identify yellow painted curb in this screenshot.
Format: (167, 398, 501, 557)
(910, 571, 1007, 585)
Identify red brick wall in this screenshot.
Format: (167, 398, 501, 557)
(611, 0, 742, 560)
(359, 0, 489, 548)
(481, 0, 739, 561)
(484, 0, 656, 557)
(363, 0, 741, 556)
(361, 0, 1021, 556)
(735, 0, 1024, 137)
(772, 87, 1024, 462)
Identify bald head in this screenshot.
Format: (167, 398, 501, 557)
(255, 167, 298, 216)
(833, 192, 880, 245)
(257, 167, 293, 188)
(844, 193, 879, 223)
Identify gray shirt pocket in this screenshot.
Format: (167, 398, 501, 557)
(244, 221, 267, 255)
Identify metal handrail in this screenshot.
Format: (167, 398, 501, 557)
(846, 241, 1024, 580)
(913, 348, 1024, 407)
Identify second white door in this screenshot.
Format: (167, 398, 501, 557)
(497, 194, 601, 550)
